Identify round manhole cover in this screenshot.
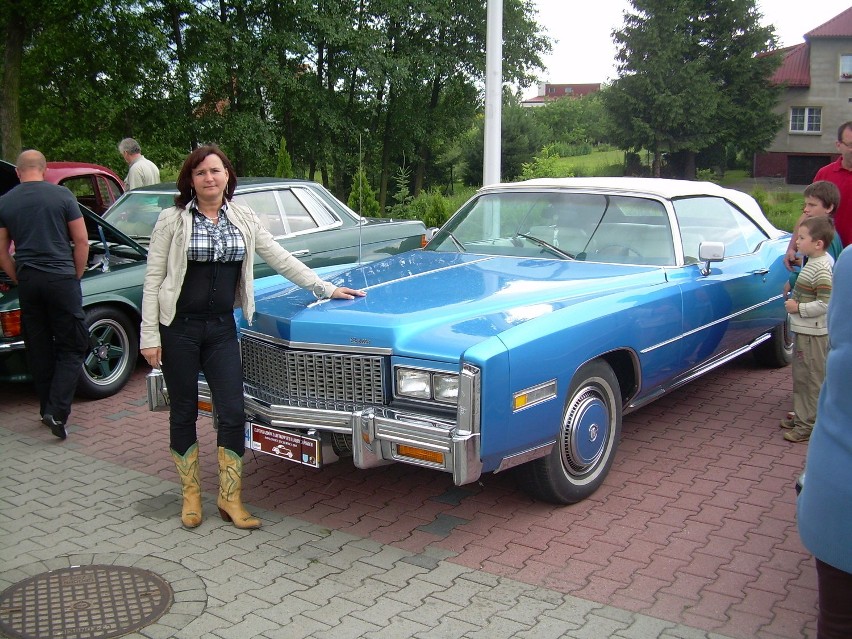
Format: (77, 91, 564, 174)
(0, 565, 173, 639)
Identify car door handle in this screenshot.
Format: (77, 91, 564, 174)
(751, 268, 769, 275)
(290, 249, 310, 257)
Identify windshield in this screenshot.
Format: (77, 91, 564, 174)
(427, 191, 676, 266)
(103, 191, 176, 239)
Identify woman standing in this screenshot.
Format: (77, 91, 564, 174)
(140, 145, 364, 530)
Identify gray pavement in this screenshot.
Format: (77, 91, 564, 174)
(0, 425, 741, 639)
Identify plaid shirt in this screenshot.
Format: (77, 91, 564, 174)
(186, 200, 247, 263)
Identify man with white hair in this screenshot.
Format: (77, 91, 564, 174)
(118, 137, 160, 189)
(0, 149, 90, 439)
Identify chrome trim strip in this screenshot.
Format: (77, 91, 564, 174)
(375, 414, 455, 451)
(240, 329, 393, 355)
(243, 397, 353, 433)
(495, 442, 555, 473)
(641, 296, 783, 354)
(628, 334, 770, 411)
(0, 339, 26, 351)
(453, 363, 483, 485)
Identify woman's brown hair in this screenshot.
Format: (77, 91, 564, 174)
(174, 145, 238, 208)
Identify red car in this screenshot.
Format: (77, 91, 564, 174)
(43, 162, 126, 215)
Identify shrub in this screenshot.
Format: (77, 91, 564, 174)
(347, 168, 381, 218)
(696, 168, 717, 182)
(404, 189, 453, 228)
(546, 142, 593, 157)
(520, 146, 574, 179)
(752, 187, 800, 232)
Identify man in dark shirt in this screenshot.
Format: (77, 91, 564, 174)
(0, 149, 90, 439)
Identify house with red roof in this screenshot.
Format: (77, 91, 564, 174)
(753, 6, 852, 183)
(521, 83, 602, 107)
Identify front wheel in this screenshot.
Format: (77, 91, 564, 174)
(77, 306, 138, 399)
(516, 359, 622, 504)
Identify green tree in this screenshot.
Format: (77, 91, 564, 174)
(602, 0, 780, 178)
(531, 92, 606, 147)
(5, 0, 551, 197)
(275, 135, 294, 178)
(347, 167, 381, 218)
(698, 3, 782, 174)
(460, 101, 547, 185)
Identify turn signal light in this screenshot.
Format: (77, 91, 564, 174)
(397, 445, 444, 465)
(197, 400, 213, 413)
(0, 310, 22, 338)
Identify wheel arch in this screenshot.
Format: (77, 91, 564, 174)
(82, 297, 142, 329)
(598, 348, 640, 407)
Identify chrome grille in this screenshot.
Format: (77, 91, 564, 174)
(241, 336, 386, 407)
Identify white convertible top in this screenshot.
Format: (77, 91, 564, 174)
(480, 177, 786, 239)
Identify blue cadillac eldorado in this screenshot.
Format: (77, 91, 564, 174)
(194, 178, 793, 504)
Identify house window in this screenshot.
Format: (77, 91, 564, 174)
(790, 107, 821, 133)
(841, 54, 852, 81)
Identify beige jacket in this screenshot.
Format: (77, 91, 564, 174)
(140, 201, 336, 349)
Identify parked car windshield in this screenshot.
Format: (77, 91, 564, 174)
(103, 184, 345, 242)
(428, 191, 677, 266)
(103, 191, 176, 240)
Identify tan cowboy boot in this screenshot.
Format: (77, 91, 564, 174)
(217, 447, 261, 529)
(170, 442, 202, 528)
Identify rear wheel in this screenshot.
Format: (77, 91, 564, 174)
(517, 359, 622, 504)
(77, 306, 138, 399)
(753, 321, 793, 368)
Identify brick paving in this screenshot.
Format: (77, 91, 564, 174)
(0, 355, 815, 638)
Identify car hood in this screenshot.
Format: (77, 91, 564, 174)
(248, 251, 669, 361)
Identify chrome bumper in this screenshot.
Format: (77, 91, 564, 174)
(196, 365, 484, 486)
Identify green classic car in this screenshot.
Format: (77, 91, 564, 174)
(0, 163, 427, 399)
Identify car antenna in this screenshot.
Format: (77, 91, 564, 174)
(358, 131, 364, 265)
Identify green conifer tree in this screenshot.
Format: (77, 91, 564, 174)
(347, 168, 381, 217)
(275, 136, 293, 178)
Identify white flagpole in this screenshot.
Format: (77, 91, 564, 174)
(483, 0, 503, 186)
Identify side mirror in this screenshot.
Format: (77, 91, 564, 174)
(697, 241, 725, 276)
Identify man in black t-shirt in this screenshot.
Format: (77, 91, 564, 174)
(0, 149, 90, 439)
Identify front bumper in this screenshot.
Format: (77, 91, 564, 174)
(196, 364, 484, 486)
(0, 339, 31, 383)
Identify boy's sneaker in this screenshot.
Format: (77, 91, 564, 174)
(784, 425, 812, 443)
(780, 415, 796, 429)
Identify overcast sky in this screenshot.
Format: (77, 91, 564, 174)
(524, 0, 852, 95)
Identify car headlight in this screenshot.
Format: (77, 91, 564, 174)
(395, 368, 459, 405)
(433, 373, 459, 402)
(396, 369, 431, 399)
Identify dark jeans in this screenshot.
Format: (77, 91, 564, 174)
(816, 558, 852, 638)
(17, 269, 88, 424)
(159, 315, 245, 456)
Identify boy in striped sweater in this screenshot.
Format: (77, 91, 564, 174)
(782, 215, 835, 443)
